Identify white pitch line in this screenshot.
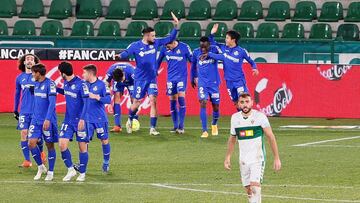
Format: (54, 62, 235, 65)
(152, 184, 360, 203)
(293, 136, 360, 147)
(224, 184, 355, 189)
(301, 145, 360, 148)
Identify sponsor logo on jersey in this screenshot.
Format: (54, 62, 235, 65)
(239, 130, 254, 137)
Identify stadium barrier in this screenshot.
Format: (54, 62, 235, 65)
(3, 60, 359, 118)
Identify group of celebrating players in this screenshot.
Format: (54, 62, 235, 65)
(13, 13, 281, 202)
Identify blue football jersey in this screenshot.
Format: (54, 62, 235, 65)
(14, 72, 36, 114)
(119, 28, 178, 81)
(85, 79, 111, 123)
(32, 78, 57, 124)
(209, 34, 257, 81)
(105, 62, 135, 86)
(157, 41, 192, 82)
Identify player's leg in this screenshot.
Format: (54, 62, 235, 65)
(248, 161, 265, 203)
(37, 137, 47, 164)
(18, 114, 32, 167)
(28, 124, 47, 180)
(167, 81, 178, 132)
(234, 80, 249, 112)
(76, 141, 88, 181)
(95, 122, 111, 173)
(44, 122, 58, 181)
(177, 81, 186, 133)
(59, 123, 76, 181)
(126, 81, 145, 133)
(240, 162, 252, 202)
(198, 86, 209, 138)
(209, 86, 220, 136)
(111, 91, 123, 132)
(226, 80, 241, 111)
(148, 80, 160, 135)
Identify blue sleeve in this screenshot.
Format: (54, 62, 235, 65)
(80, 98, 87, 120)
(46, 95, 56, 121)
(105, 67, 113, 83)
(99, 84, 111, 104)
(119, 43, 135, 59)
(208, 52, 224, 61)
(242, 49, 257, 69)
(156, 28, 178, 46)
(156, 48, 166, 72)
(209, 34, 225, 49)
(56, 87, 64, 95)
(14, 77, 21, 112)
(185, 44, 193, 62)
(190, 52, 198, 80)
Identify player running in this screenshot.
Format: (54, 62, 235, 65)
(208, 24, 258, 111)
(157, 40, 192, 134)
(224, 93, 281, 203)
(56, 62, 89, 182)
(28, 63, 58, 181)
(82, 64, 111, 173)
(191, 37, 222, 138)
(14, 54, 46, 168)
(118, 12, 179, 135)
(104, 62, 140, 133)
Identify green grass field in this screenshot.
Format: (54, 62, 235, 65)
(0, 113, 360, 203)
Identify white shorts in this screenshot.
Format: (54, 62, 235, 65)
(240, 161, 265, 187)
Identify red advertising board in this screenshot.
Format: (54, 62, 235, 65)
(2, 60, 359, 118)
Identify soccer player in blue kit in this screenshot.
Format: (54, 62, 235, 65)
(82, 64, 112, 173)
(28, 63, 58, 181)
(191, 37, 222, 138)
(118, 12, 179, 135)
(208, 24, 258, 110)
(14, 54, 46, 168)
(56, 62, 89, 182)
(157, 40, 192, 134)
(104, 62, 139, 132)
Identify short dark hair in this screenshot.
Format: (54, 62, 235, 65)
(18, 54, 40, 72)
(112, 68, 124, 82)
(31, 63, 46, 76)
(200, 36, 209, 42)
(58, 61, 73, 76)
(142, 27, 155, 34)
(226, 30, 240, 45)
(83, 64, 97, 75)
(239, 92, 252, 99)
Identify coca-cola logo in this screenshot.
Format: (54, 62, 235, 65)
(317, 64, 352, 81)
(254, 78, 293, 116)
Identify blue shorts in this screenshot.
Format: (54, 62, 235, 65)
(166, 80, 187, 96)
(28, 121, 58, 143)
(226, 80, 249, 102)
(59, 121, 90, 143)
(132, 80, 158, 99)
(86, 122, 109, 140)
(17, 113, 32, 130)
(198, 85, 220, 104)
(112, 82, 134, 96)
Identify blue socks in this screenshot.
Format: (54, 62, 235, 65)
(150, 117, 157, 128)
(128, 109, 138, 122)
(48, 149, 56, 172)
(102, 143, 110, 165)
(79, 151, 88, 174)
(37, 138, 43, 152)
(200, 107, 207, 132)
(170, 100, 178, 129)
(20, 141, 30, 161)
(61, 148, 73, 169)
(114, 103, 121, 127)
(178, 97, 186, 130)
(30, 146, 42, 166)
(212, 110, 219, 125)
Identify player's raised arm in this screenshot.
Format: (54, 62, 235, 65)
(263, 126, 281, 171)
(156, 12, 179, 45)
(208, 23, 224, 48)
(118, 42, 136, 60)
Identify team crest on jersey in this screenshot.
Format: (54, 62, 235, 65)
(31, 78, 35, 82)
(82, 84, 89, 94)
(139, 51, 144, 57)
(176, 49, 181, 54)
(251, 120, 255, 124)
(71, 84, 76, 90)
(149, 45, 154, 49)
(234, 51, 239, 56)
(41, 85, 45, 90)
(93, 86, 98, 91)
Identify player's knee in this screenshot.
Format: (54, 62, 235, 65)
(58, 140, 68, 151)
(200, 100, 207, 108)
(212, 104, 219, 111)
(20, 130, 28, 141)
(46, 142, 55, 150)
(78, 142, 87, 152)
(28, 139, 37, 149)
(114, 93, 121, 103)
(101, 139, 109, 145)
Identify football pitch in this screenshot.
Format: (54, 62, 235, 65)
(0, 113, 359, 203)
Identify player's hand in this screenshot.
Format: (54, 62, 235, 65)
(211, 23, 219, 35)
(89, 93, 101, 101)
(13, 111, 19, 120)
(199, 53, 208, 61)
(107, 103, 114, 113)
(224, 158, 231, 170)
(191, 78, 198, 88)
(43, 120, 50, 131)
(78, 119, 85, 131)
(171, 12, 179, 26)
(273, 158, 281, 172)
(252, 69, 259, 76)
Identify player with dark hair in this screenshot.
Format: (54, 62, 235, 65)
(82, 64, 111, 173)
(208, 24, 258, 111)
(56, 61, 89, 181)
(118, 12, 179, 135)
(14, 53, 46, 168)
(191, 36, 222, 138)
(29, 63, 58, 181)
